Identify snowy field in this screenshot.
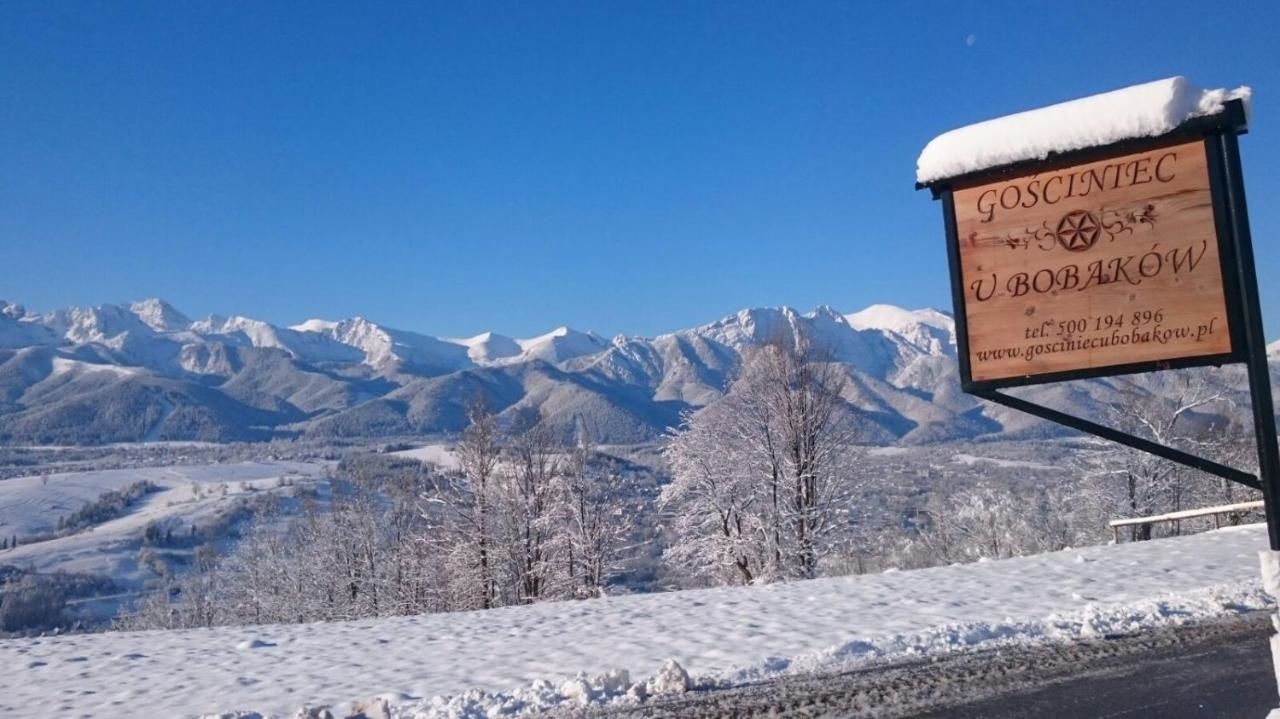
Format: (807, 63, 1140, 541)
(0, 523, 1269, 718)
(0, 461, 329, 585)
(950, 453, 1065, 472)
(390, 444, 460, 471)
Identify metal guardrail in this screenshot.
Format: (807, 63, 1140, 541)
(1108, 500, 1264, 543)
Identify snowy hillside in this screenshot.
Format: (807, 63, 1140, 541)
(0, 297, 1272, 445)
(0, 524, 1268, 718)
(0, 461, 330, 622)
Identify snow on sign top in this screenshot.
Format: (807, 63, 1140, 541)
(916, 77, 1251, 184)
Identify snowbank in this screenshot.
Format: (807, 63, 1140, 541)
(916, 76, 1251, 184)
(394, 580, 1268, 719)
(0, 524, 1269, 718)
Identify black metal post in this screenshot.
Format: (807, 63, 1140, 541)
(1217, 125, 1280, 551)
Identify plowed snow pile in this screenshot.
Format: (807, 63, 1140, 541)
(0, 524, 1269, 718)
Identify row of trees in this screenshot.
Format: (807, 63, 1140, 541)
(120, 338, 1261, 629)
(122, 408, 633, 630)
(660, 338, 1260, 583)
(428, 404, 631, 611)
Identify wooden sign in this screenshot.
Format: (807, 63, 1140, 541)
(949, 138, 1236, 385)
(920, 96, 1279, 561)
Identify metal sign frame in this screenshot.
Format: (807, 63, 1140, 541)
(920, 98, 1280, 548)
(927, 104, 1250, 394)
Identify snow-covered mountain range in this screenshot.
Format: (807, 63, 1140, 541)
(0, 298, 1271, 445)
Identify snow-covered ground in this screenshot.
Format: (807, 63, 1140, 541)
(0, 461, 329, 583)
(866, 446, 909, 457)
(950, 453, 1065, 472)
(390, 444, 460, 471)
(392, 443, 583, 475)
(0, 523, 1270, 718)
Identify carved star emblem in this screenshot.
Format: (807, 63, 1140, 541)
(1056, 210, 1101, 252)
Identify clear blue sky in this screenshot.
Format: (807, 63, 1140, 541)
(4, 1, 1279, 339)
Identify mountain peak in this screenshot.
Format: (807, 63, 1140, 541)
(129, 298, 191, 332)
(807, 305, 849, 324)
(1, 301, 27, 320)
(291, 318, 340, 333)
(845, 304, 953, 333)
(455, 331, 522, 363)
(520, 325, 590, 344)
(516, 326, 605, 363)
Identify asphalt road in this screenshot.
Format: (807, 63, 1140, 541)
(578, 613, 1279, 719)
(913, 617, 1276, 718)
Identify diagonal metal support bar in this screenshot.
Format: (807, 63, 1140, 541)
(976, 389, 1262, 491)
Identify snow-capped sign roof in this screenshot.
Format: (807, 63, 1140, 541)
(916, 77, 1251, 185)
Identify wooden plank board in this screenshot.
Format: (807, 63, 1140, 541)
(1108, 500, 1264, 528)
(952, 138, 1233, 383)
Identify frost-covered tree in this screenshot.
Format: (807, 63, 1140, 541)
(898, 483, 1077, 567)
(559, 429, 631, 596)
(498, 418, 566, 603)
(662, 400, 768, 585)
(1183, 411, 1262, 517)
(662, 336, 861, 584)
(0, 576, 68, 633)
(119, 455, 453, 629)
(1087, 372, 1241, 540)
(439, 398, 504, 609)
(746, 337, 857, 578)
(119, 405, 642, 630)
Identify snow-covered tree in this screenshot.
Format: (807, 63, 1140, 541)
(662, 400, 769, 585)
(559, 428, 632, 596)
(662, 335, 862, 584)
(900, 483, 1075, 567)
(1087, 372, 1242, 540)
(498, 418, 566, 603)
(119, 455, 457, 629)
(435, 398, 504, 609)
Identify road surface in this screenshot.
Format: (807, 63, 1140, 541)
(579, 613, 1276, 718)
(914, 615, 1274, 718)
